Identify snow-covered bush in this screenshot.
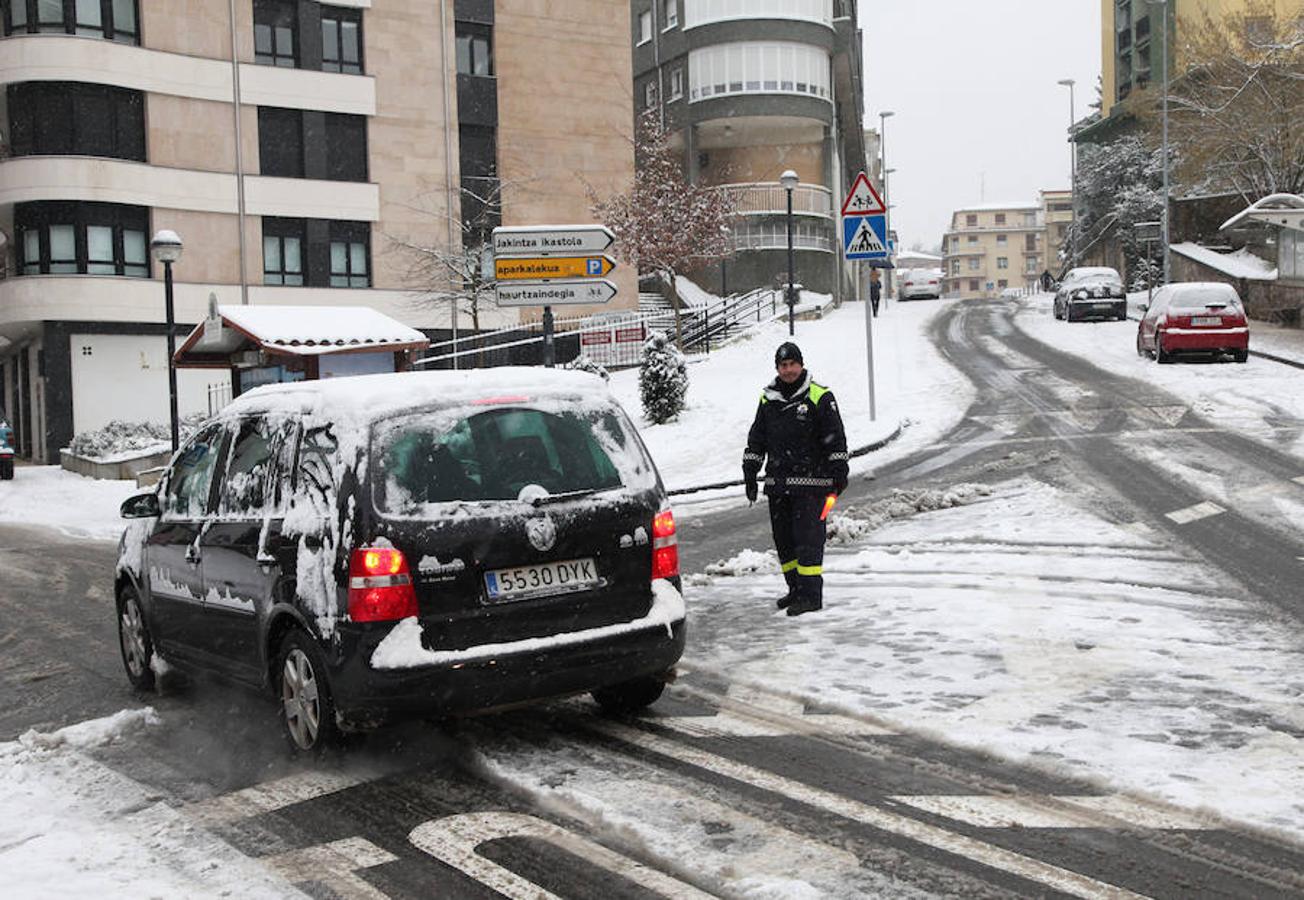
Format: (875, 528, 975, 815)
(563, 354, 610, 382)
(638, 331, 688, 424)
(69, 415, 205, 460)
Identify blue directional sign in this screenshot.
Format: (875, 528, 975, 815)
(843, 214, 889, 260)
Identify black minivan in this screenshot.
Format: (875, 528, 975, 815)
(116, 369, 685, 752)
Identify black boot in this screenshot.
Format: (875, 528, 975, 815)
(785, 596, 823, 616)
(776, 592, 795, 610)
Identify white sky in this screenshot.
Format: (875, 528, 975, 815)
(862, 1, 1102, 251)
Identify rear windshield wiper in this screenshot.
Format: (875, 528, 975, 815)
(532, 488, 605, 506)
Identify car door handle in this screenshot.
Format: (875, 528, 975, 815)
(185, 545, 201, 565)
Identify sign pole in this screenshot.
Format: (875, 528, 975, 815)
(542, 305, 555, 368)
(864, 267, 877, 422)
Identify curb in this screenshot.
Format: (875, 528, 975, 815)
(666, 421, 906, 498)
(1248, 348, 1304, 370)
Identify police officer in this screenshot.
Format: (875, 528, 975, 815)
(742, 342, 849, 616)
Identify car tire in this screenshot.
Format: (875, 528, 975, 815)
(1136, 332, 1148, 358)
(117, 587, 156, 692)
(1156, 338, 1174, 364)
(276, 629, 340, 754)
(1233, 349, 1249, 363)
(592, 675, 666, 715)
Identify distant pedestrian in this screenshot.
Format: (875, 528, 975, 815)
(869, 269, 882, 317)
(742, 342, 849, 617)
(1040, 269, 1055, 292)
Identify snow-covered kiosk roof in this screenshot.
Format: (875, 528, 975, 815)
(174, 305, 430, 369)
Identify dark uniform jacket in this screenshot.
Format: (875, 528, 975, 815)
(742, 371, 849, 496)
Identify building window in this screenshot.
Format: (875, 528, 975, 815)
(967, 235, 978, 244)
(644, 79, 658, 108)
(324, 112, 368, 181)
(1023, 212, 1037, 226)
(968, 279, 979, 292)
(668, 67, 683, 101)
(262, 218, 304, 285)
(663, 0, 677, 28)
(684, 0, 832, 29)
(996, 233, 1007, 245)
(258, 109, 367, 182)
(968, 258, 980, 271)
(637, 9, 652, 44)
(997, 257, 1009, 269)
(321, 5, 363, 74)
(261, 218, 370, 287)
(688, 41, 831, 102)
(4, 0, 138, 42)
(998, 279, 1008, 289)
(7, 82, 145, 161)
(254, 0, 298, 68)
(965, 214, 977, 226)
(1027, 257, 1039, 273)
(1026, 233, 1038, 251)
(994, 213, 1006, 225)
(456, 22, 493, 76)
(329, 221, 370, 287)
(258, 107, 304, 178)
(15, 201, 148, 277)
(951, 260, 960, 276)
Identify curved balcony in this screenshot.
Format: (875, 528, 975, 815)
(715, 182, 833, 219)
(684, 0, 833, 30)
(0, 34, 374, 115)
(730, 219, 835, 254)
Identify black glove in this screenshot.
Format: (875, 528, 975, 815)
(833, 474, 848, 496)
(744, 477, 758, 504)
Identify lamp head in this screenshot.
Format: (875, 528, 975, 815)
(880, 110, 895, 121)
(150, 230, 183, 264)
(779, 170, 799, 191)
(1057, 78, 1076, 87)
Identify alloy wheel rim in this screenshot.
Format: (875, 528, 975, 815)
(120, 599, 147, 678)
(281, 649, 320, 750)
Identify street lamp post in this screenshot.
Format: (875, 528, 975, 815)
(780, 169, 799, 336)
(1149, 0, 1171, 283)
(150, 230, 183, 453)
(1057, 78, 1077, 267)
(879, 111, 895, 297)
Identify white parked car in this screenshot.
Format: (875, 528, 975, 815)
(900, 268, 943, 300)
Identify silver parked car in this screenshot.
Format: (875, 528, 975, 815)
(1054, 267, 1127, 322)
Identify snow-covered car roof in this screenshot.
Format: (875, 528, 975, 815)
(1063, 267, 1121, 285)
(221, 368, 611, 422)
(1163, 281, 1242, 300)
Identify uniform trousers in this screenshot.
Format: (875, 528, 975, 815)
(767, 493, 827, 602)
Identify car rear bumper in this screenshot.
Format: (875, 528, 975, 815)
(1068, 298, 1126, 316)
(329, 583, 688, 729)
(1159, 327, 1249, 351)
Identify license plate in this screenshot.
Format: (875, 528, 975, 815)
(1192, 316, 1222, 326)
(484, 557, 599, 602)
(1093, 302, 1114, 310)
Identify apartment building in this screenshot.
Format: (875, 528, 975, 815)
(1041, 188, 1073, 269)
(0, 0, 636, 462)
(942, 202, 1046, 300)
(630, 0, 868, 297)
(1099, 0, 1299, 119)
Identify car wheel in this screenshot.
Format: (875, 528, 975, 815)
(118, 587, 156, 692)
(592, 675, 666, 715)
(1156, 338, 1174, 364)
(1136, 331, 1148, 358)
(277, 630, 340, 754)
(1233, 349, 1249, 363)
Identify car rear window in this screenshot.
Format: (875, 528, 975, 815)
(1169, 287, 1241, 310)
(372, 400, 657, 513)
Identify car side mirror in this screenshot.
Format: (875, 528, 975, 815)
(1139, 303, 1149, 313)
(120, 491, 161, 519)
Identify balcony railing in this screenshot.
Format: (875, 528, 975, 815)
(733, 231, 835, 253)
(714, 182, 834, 218)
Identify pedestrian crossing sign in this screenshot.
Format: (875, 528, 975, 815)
(842, 214, 889, 260)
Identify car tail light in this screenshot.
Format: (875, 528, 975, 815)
(651, 509, 679, 580)
(348, 547, 418, 622)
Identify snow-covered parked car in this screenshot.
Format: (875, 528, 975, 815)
(1053, 266, 1127, 321)
(1136, 281, 1250, 363)
(115, 369, 686, 753)
(900, 268, 943, 300)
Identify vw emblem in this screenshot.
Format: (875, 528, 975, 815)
(526, 516, 557, 552)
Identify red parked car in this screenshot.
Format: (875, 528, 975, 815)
(1136, 282, 1250, 363)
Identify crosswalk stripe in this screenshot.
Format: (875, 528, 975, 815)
(187, 770, 372, 824)
(261, 838, 397, 900)
(1165, 501, 1225, 524)
(889, 795, 1212, 831)
(592, 720, 1147, 899)
(655, 712, 894, 738)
